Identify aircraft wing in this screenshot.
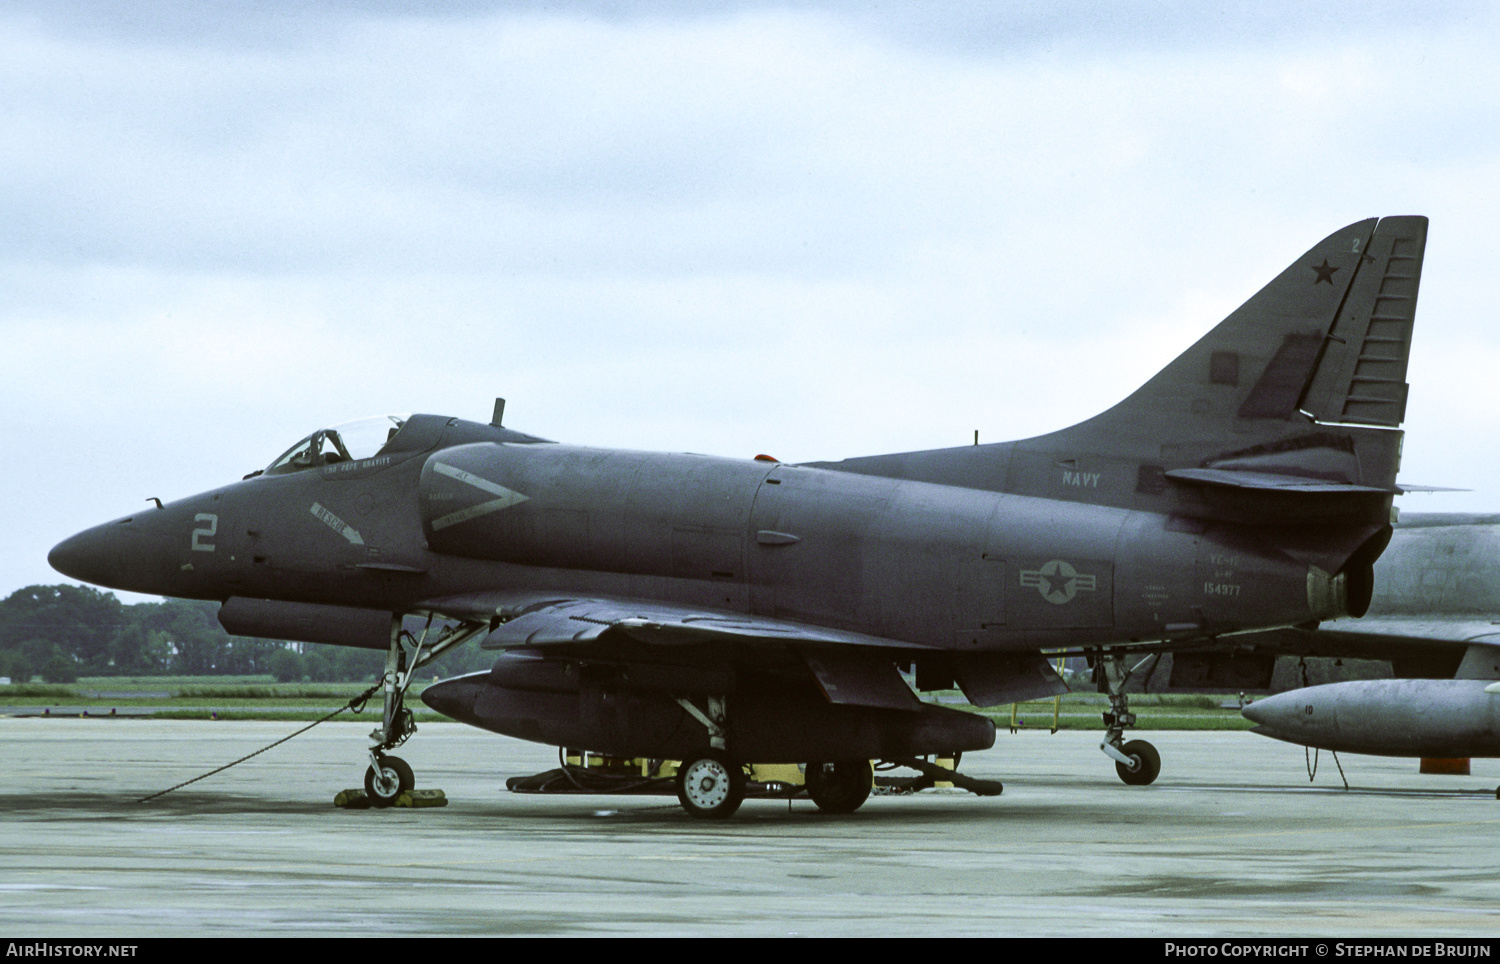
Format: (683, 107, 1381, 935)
(417, 590, 1068, 708)
(420, 590, 939, 650)
(1314, 616, 1500, 646)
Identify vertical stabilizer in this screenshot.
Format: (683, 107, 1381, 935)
(1028, 216, 1429, 500)
(1013, 217, 1428, 501)
(818, 217, 1430, 528)
(1083, 218, 1389, 435)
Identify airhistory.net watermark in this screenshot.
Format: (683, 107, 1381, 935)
(6, 946, 138, 957)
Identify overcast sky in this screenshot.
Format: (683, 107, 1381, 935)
(8, 2, 1500, 601)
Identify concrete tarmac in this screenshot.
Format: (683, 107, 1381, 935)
(1, 718, 1498, 937)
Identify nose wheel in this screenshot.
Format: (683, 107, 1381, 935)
(365, 754, 414, 807)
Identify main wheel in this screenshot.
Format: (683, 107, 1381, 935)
(1114, 740, 1161, 786)
(365, 755, 415, 807)
(675, 749, 746, 819)
(804, 759, 873, 814)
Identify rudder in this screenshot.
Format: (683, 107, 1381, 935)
(1299, 216, 1426, 429)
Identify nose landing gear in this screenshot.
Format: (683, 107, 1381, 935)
(361, 614, 486, 807)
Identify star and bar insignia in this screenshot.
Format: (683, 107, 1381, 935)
(1019, 559, 1098, 605)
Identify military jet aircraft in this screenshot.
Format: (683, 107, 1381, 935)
(51, 216, 1429, 817)
(1242, 513, 1500, 760)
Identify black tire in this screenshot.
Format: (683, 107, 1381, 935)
(804, 759, 874, 814)
(675, 749, 746, 819)
(365, 755, 415, 807)
(1114, 740, 1161, 786)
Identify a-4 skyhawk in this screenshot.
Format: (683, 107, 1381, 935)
(51, 216, 1430, 817)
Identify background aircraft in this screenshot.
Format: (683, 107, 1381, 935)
(51, 216, 1430, 817)
(1241, 513, 1500, 760)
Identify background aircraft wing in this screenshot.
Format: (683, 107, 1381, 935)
(1313, 616, 1500, 646)
(1228, 618, 1497, 679)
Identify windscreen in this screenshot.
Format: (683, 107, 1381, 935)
(264, 414, 409, 475)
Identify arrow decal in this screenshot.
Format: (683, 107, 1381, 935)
(430, 462, 530, 531)
(310, 502, 365, 545)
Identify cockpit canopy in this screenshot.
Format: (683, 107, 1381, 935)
(264, 415, 410, 476)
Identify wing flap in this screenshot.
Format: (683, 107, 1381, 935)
(953, 653, 1070, 707)
(800, 648, 921, 711)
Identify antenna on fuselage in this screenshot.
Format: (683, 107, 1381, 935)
(491, 398, 506, 427)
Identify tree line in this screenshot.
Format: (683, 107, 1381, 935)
(0, 585, 494, 683)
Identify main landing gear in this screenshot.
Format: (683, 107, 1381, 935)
(803, 760, 874, 814)
(1094, 651, 1162, 786)
(362, 614, 486, 807)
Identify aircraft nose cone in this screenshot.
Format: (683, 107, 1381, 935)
(49, 519, 165, 593)
(49, 526, 119, 586)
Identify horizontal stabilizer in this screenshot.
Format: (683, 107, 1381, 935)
(1164, 467, 1398, 494)
(1395, 483, 1469, 494)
